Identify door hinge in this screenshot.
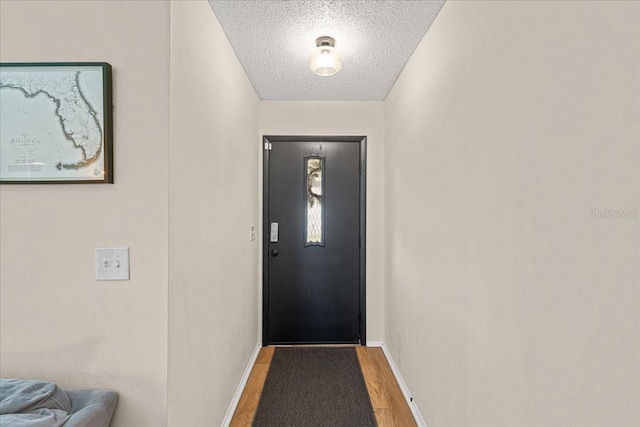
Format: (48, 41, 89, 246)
(264, 142, 272, 150)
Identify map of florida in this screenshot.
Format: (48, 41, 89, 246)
(0, 71, 102, 170)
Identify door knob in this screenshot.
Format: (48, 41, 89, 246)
(271, 249, 279, 257)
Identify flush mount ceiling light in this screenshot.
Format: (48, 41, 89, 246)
(309, 36, 342, 76)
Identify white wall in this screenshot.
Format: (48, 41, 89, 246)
(384, 1, 639, 426)
(0, 1, 170, 426)
(167, 1, 260, 425)
(260, 101, 385, 343)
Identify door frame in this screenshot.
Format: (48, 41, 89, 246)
(262, 135, 367, 346)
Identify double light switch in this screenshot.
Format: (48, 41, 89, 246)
(96, 247, 130, 280)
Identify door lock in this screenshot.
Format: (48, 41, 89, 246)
(271, 249, 279, 257)
(270, 222, 279, 242)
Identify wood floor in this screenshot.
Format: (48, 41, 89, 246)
(230, 346, 417, 427)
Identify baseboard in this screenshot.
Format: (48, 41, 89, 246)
(366, 340, 383, 347)
(221, 343, 262, 427)
(380, 343, 428, 427)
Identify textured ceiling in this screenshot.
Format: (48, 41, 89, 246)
(208, 1, 445, 101)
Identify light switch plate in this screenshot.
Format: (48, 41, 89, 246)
(96, 247, 130, 280)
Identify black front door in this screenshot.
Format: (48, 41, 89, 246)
(263, 136, 366, 345)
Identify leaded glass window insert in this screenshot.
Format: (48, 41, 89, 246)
(305, 156, 324, 246)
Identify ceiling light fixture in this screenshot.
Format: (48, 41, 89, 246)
(309, 36, 342, 77)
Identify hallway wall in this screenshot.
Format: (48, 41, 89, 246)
(260, 101, 385, 343)
(168, 1, 260, 425)
(384, 1, 639, 425)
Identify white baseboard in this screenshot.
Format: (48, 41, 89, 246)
(221, 343, 261, 427)
(366, 340, 383, 347)
(380, 343, 427, 427)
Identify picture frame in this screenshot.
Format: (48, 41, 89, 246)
(0, 62, 113, 183)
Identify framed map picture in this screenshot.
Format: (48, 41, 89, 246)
(0, 62, 113, 183)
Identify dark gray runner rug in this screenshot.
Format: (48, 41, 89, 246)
(252, 347, 377, 427)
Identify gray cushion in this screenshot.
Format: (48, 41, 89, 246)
(0, 379, 72, 426)
(0, 379, 117, 427)
(0, 410, 70, 427)
(63, 389, 118, 427)
(0, 379, 72, 415)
